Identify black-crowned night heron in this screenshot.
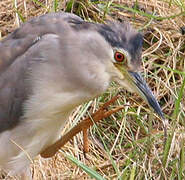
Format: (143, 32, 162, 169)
(0, 12, 164, 178)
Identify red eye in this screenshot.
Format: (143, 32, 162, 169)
(114, 52, 125, 62)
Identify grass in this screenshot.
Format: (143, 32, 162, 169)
(0, 0, 184, 179)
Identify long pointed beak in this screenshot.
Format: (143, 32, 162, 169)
(129, 72, 164, 119)
(114, 64, 167, 141)
(129, 71, 167, 142)
(114, 64, 164, 118)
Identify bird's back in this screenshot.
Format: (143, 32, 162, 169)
(0, 12, 83, 74)
(0, 12, 84, 133)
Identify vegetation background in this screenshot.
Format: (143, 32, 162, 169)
(0, 0, 184, 179)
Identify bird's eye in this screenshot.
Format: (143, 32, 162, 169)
(114, 52, 125, 63)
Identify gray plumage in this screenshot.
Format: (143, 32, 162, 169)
(0, 12, 162, 178)
(0, 12, 142, 133)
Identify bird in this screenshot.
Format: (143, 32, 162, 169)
(0, 12, 164, 179)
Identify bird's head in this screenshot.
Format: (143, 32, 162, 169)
(96, 22, 164, 119)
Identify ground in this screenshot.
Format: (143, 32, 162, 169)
(0, 0, 185, 179)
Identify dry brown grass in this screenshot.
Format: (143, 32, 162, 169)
(0, 0, 184, 179)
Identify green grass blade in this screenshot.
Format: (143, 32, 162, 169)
(53, 0, 58, 12)
(129, 162, 136, 180)
(112, 3, 185, 20)
(102, 0, 113, 19)
(163, 75, 185, 169)
(66, 154, 106, 180)
(65, 0, 74, 12)
(173, 77, 185, 119)
(163, 134, 173, 167)
(16, 10, 25, 23)
(178, 139, 185, 180)
(152, 63, 185, 76)
(95, 1, 185, 20)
